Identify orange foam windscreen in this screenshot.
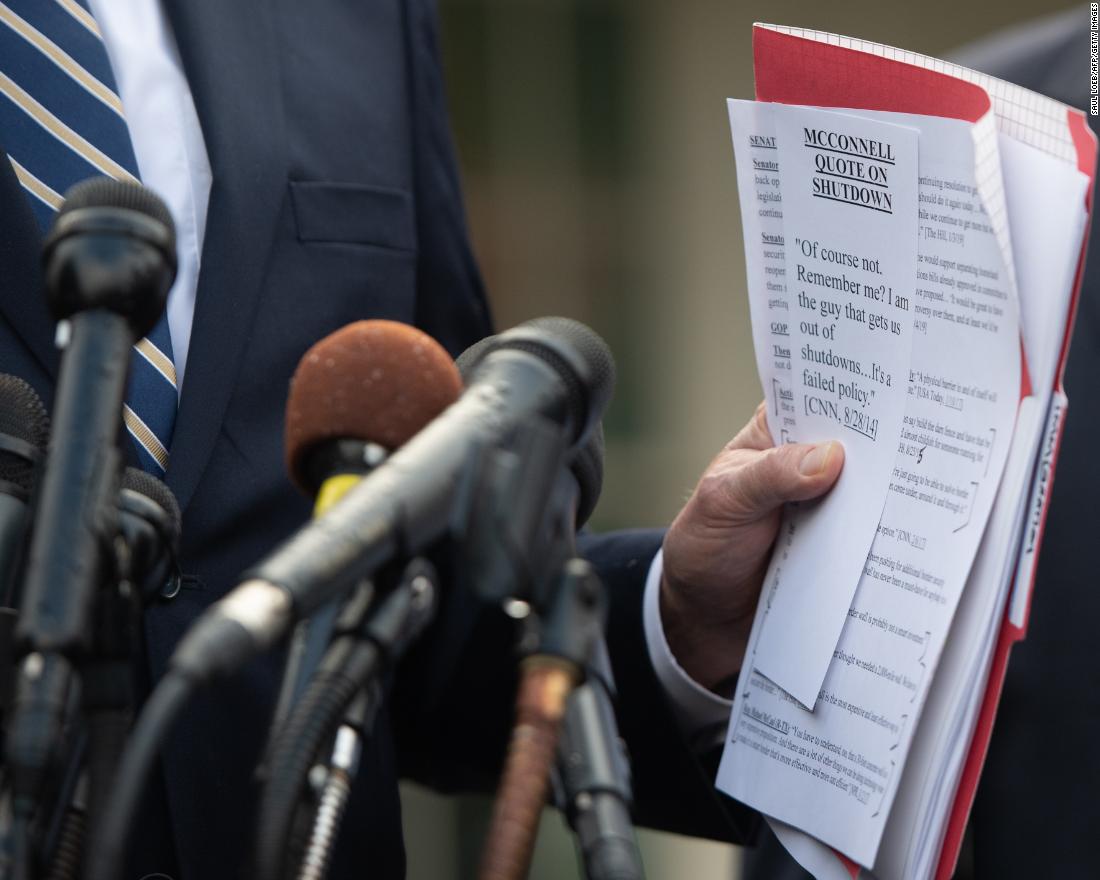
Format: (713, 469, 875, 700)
(284, 320, 463, 491)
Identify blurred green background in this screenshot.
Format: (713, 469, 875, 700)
(402, 2, 1084, 877)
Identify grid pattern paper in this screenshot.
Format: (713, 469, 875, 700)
(760, 24, 1079, 164)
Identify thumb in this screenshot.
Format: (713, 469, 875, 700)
(734, 440, 844, 515)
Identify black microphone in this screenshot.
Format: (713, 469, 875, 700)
(117, 467, 182, 602)
(82, 467, 181, 846)
(15, 178, 176, 655)
(7, 178, 176, 805)
(456, 336, 639, 880)
(169, 316, 614, 684)
(92, 320, 613, 880)
(0, 375, 50, 728)
(0, 375, 50, 608)
(456, 334, 605, 529)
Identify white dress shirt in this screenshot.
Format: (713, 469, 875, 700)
(88, 0, 211, 390)
(643, 551, 732, 742)
(87, 0, 723, 741)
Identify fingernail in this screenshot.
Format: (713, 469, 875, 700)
(799, 442, 836, 476)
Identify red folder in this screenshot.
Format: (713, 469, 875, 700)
(938, 109, 1094, 880)
(751, 25, 1097, 878)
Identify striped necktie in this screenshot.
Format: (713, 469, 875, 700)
(0, 0, 178, 475)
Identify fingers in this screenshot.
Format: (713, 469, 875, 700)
(697, 402, 845, 523)
(728, 402, 774, 452)
(732, 440, 844, 514)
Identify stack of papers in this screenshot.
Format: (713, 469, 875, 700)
(716, 25, 1094, 880)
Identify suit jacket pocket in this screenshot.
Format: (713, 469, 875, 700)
(289, 180, 416, 252)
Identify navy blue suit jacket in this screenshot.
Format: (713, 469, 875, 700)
(0, 1, 752, 877)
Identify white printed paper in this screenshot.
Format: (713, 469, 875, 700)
(728, 100, 799, 439)
(743, 103, 919, 709)
(718, 106, 1020, 866)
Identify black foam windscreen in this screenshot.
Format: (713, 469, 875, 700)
(485, 317, 615, 447)
(58, 177, 175, 238)
(0, 375, 50, 494)
(453, 334, 497, 377)
(524, 316, 616, 404)
(121, 467, 182, 542)
(569, 421, 605, 528)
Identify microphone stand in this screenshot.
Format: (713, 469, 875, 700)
(469, 420, 644, 880)
(253, 558, 439, 880)
(294, 689, 369, 880)
(75, 525, 159, 873)
(478, 559, 643, 880)
(555, 642, 644, 880)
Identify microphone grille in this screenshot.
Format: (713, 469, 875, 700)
(121, 467, 182, 540)
(0, 375, 49, 450)
(57, 178, 175, 240)
(483, 317, 615, 444)
(0, 375, 49, 495)
(524, 316, 616, 403)
(454, 334, 497, 380)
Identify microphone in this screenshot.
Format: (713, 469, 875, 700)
(455, 335, 605, 529)
(286, 320, 464, 499)
(455, 336, 638, 880)
(255, 322, 462, 878)
(0, 375, 50, 608)
(15, 178, 176, 656)
(117, 467, 182, 602)
(85, 467, 182, 843)
(7, 178, 176, 806)
(92, 318, 614, 880)
(168, 316, 614, 684)
(272, 320, 462, 730)
(0, 376, 50, 728)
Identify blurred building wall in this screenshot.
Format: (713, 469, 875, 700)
(402, 1, 1084, 878)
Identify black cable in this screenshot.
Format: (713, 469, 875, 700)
(84, 672, 193, 880)
(253, 638, 381, 880)
(88, 582, 273, 880)
(254, 560, 438, 880)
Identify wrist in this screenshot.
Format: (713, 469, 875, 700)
(658, 570, 750, 697)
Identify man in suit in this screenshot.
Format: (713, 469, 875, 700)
(0, 1, 844, 876)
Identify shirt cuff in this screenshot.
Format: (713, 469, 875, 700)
(643, 549, 733, 746)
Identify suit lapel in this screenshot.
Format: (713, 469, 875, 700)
(161, 0, 288, 512)
(0, 147, 59, 382)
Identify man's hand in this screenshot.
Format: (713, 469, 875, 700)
(661, 403, 843, 694)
